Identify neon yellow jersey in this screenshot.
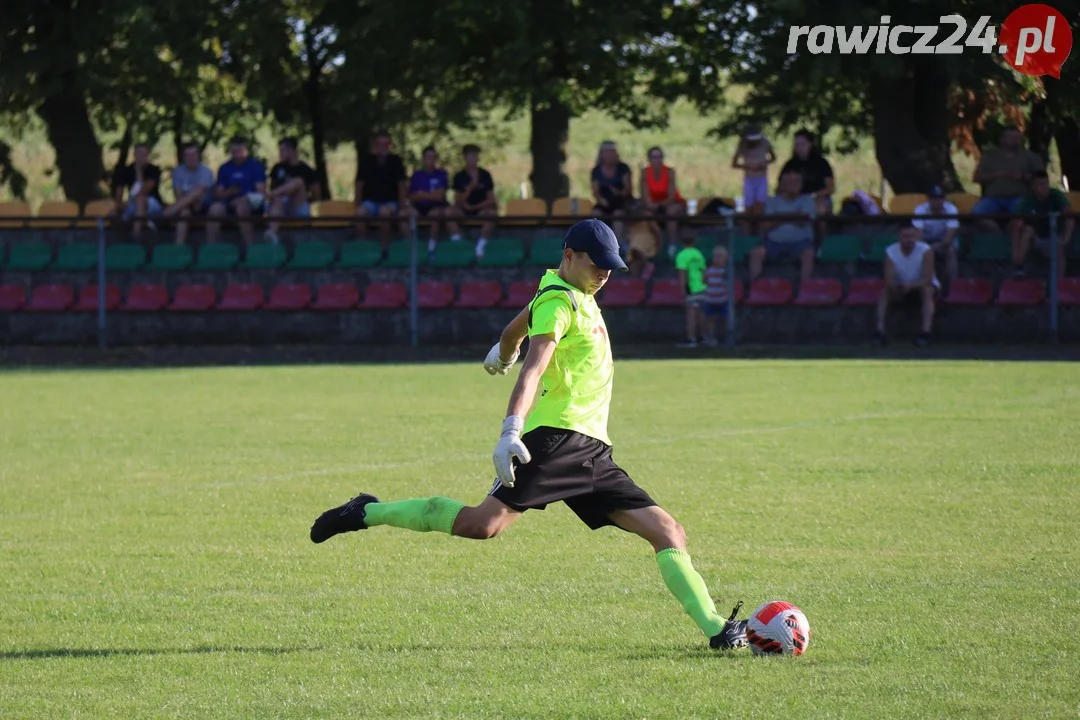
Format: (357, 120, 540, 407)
(523, 269, 614, 446)
(675, 246, 707, 294)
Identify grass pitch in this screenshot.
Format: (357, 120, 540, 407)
(0, 359, 1078, 718)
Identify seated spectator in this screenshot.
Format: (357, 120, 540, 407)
(625, 221, 660, 279)
(408, 146, 451, 252)
(447, 144, 497, 258)
(163, 142, 213, 245)
(640, 146, 685, 252)
(675, 235, 708, 348)
(701, 245, 729, 348)
(731, 125, 775, 215)
(355, 130, 409, 249)
(749, 168, 816, 282)
(265, 137, 319, 244)
(876, 220, 939, 347)
(971, 126, 1044, 232)
(778, 129, 834, 216)
(207, 136, 267, 245)
(111, 142, 164, 241)
(591, 140, 633, 244)
(913, 186, 959, 283)
(1009, 170, 1075, 277)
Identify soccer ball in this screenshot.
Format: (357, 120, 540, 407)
(746, 600, 810, 656)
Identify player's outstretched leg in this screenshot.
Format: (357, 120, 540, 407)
(311, 493, 519, 543)
(610, 506, 747, 649)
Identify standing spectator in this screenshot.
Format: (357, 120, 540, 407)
(748, 169, 816, 282)
(701, 245, 729, 348)
(591, 140, 633, 244)
(408, 146, 451, 252)
(913, 186, 959, 283)
(207, 137, 267, 245)
(640, 146, 685, 252)
(971, 126, 1045, 232)
(162, 142, 213, 245)
(675, 235, 708, 348)
(265, 137, 319, 244)
(778, 129, 834, 216)
(1009, 170, 1074, 277)
(111, 142, 164, 241)
(355, 130, 409, 249)
(447, 144, 497, 258)
(731, 124, 776, 215)
(876, 221, 939, 347)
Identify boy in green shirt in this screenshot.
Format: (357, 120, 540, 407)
(1009, 171, 1075, 277)
(675, 236, 708, 348)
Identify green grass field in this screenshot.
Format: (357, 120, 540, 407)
(1, 359, 1078, 718)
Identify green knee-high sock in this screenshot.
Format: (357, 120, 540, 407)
(363, 497, 465, 535)
(656, 548, 726, 638)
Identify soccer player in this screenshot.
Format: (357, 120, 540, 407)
(310, 218, 749, 650)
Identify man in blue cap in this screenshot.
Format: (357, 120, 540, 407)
(310, 219, 749, 651)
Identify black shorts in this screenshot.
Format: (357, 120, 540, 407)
(489, 426, 657, 530)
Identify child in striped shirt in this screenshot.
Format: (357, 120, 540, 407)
(702, 246, 728, 347)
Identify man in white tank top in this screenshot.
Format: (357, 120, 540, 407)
(876, 221, 939, 346)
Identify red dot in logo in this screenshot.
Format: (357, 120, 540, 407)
(999, 4, 1073, 79)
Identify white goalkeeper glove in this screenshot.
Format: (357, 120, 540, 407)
(493, 416, 531, 488)
(483, 342, 518, 376)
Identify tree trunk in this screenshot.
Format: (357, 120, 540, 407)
(1027, 98, 1053, 164)
(1055, 117, 1080, 190)
(173, 105, 185, 166)
(36, 74, 107, 204)
(304, 27, 331, 201)
(529, 94, 571, 204)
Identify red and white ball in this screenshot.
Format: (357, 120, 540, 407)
(746, 600, 811, 656)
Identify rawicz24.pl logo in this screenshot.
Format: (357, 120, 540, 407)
(786, 4, 1073, 78)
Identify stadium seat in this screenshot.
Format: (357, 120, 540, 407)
(793, 278, 843, 306)
(843, 278, 884, 305)
(864, 235, 894, 262)
(1066, 192, 1080, 210)
(35, 201, 80, 229)
(599, 278, 646, 307)
(995, 278, 1044, 306)
(946, 192, 979, 214)
(501, 278, 540, 308)
(25, 284, 74, 311)
(383, 239, 419, 269)
(503, 198, 548, 221)
(194, 243, 240, 270)
(287, 240, 335, 270)
(105, 243, 146, 271)
(361, 282, 407, 309)
(817, 235, 861, 262)
(311, 282, 360, 310)
(550, 197, 594, 218)
(430, 240, 476, 268)
(967, 233, 1011, 262)
(528, 236, 565, 266)
(456, 280, 503, 308)
(696, 235, 758, 264)
(888, 193, 926, 215)
(121, 283, 168, 311)
(0, 201, 32, 229)
(646, 278, 683, 307)
(265, 282, 312, 310)
(147, 244, 193, 271)
(241, 242, 287, 269)
(477, 238, 525, 267)
(1056, 277, 1080, 305)
(4, 242, 52, 270)
(943, 278, 993, 305)
(337, 239, 383, 269)
(52, 242, 98, 271)
(0, 284, 26, 311)
(169, 284, 217, 311)
(73, 283, 121, 311)
(745, 278, 793, 306)
(417, 281, 455, 308)
(80, 199, 115, 228)
(217, 283, 264, 311)
(313, 200, 354, 227)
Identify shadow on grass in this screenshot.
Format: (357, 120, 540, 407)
(0, 645, 318, 661)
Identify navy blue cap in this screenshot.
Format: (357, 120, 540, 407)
(563, 219, 628, 272)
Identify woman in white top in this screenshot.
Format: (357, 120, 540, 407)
(876, 222, 938, 346)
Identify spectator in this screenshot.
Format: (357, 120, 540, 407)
(876, 220, 939, 347)
(355, 130, 409, 249)
(265, 137, 319, 244)
(207, 136, 267, 245)
(625, 221, 661, 280)
(971, 125, 1045, 232)
(408, 146, 451, 252)
(447, 144, 497, 258)
(591, 140, 633, 244)
(640, 146, 685, 252)
(675, 235, 708, 348)
(1009, 170, 1075, 277)
(162, 142, 213, 245)
(111, 142, 164, 241)
(731, 124, 775, 215)
(778, 129, 834, 216)
(749, 168, 816, 282)
(913, 185, 959, 283)
(701, 245, 729, 348)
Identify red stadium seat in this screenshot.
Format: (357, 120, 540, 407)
(73, 284, 121, 311)
(943, 278, 993, 305)
(843, 278, 884, 306)
(417, 281, 455, 308)
(456, 280, 503, 308)
(25, 284, 74, 312)
(311, 283, 359, 310)
(745, 278, 793, 306)
(121, 283, 169, 311)
(793, 278, 842, 306)
(995, 278, 1044, 306)
(1057, 277, 1080, 306)
(600, 278, 646, 307)
(265, 282, 312, 310)
(0, 284, 26, 311)
(646, 279, 682, 307)
(169, 284, 217, 311)
(361, 282, 407, 309)
(500, 279, 540, 308)
(217, 283, 264, 311)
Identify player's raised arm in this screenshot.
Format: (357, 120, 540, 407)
(492, 332, 558, 487)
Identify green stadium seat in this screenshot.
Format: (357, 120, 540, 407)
(477, 238, 525, 268)
(53, 242, 98, 271)
(528, 236, 565, 266)
(817, 235, 861, 262)
(148, 244, 192, 271)
(383, 239, 422, 269)
(966, 233, 1011, 262)
(104, 243, 146, 271)
(864, 235, 894, 262)
(194, 243, 240, 270)
(4, 242, 52, 270)
(694, 234, 758, 263)
(287, 240, 335, 269)
(430, 240, 476, 268)
(337, 240, 383, 269)
(241, 242, 288, 269)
